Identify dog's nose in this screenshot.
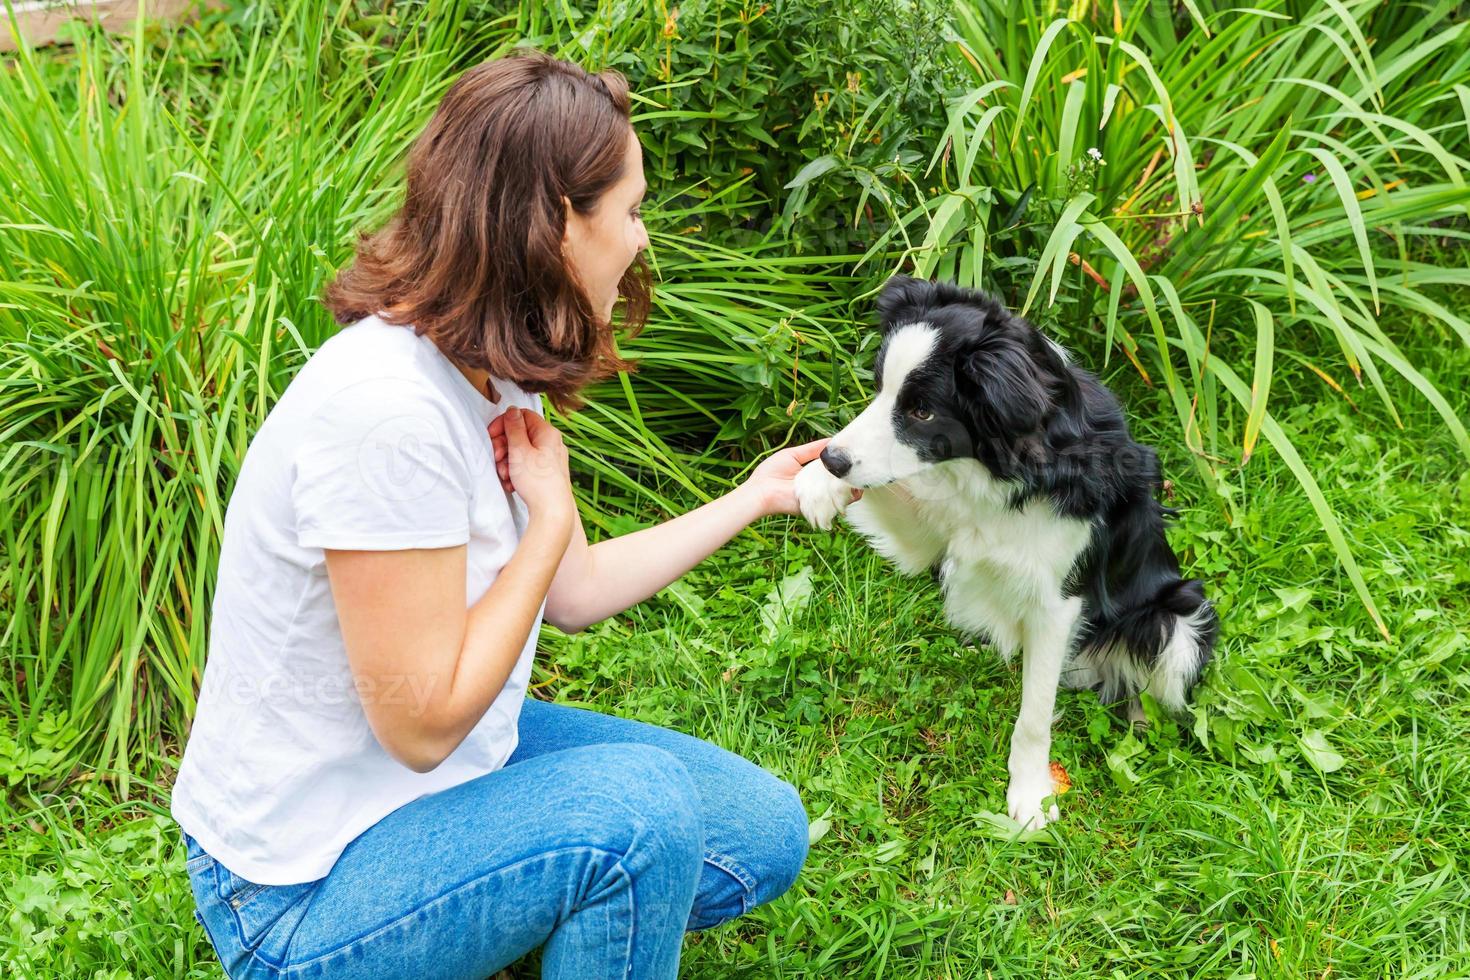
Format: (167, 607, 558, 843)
(820, 446, 852, 478)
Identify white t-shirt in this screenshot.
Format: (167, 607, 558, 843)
(170, 314, 547, 885)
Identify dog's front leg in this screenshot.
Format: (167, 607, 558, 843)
(845, 484, 947, 576)
(1007, 596, 1082, 829)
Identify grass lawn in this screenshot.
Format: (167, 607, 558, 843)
(3, 0, 1469, 975)
(4, 282, 1467, 978)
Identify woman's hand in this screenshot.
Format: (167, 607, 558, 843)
(489, 407, 576, 527)
(741, 437, 862, 519)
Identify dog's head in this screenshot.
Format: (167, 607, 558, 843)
(820, 274, 1071, 487)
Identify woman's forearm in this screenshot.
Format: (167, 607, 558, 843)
(428, 514, 572, 765)
(554, 484, 767, 632)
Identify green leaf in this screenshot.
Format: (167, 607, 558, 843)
(784, 155, 841, 191)
(1009, 18, 1073, 150)
(873, 838, 907, 863)
(1105, 732, 1146, 788)
(1298, 730, 1346, 774)
(759, 566, 815, 643)
(1302, 146, 1379, 314)
(972, 810, 1055, 843)
(1242, 299, 1276, 464)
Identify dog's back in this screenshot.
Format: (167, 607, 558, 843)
(971, 316, 1219, 713)
(1062, 416, 1220, 710)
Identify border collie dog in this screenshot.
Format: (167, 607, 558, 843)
(795, 274, 1218, 829)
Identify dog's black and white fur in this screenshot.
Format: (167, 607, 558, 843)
(795, 274, 1219, 829)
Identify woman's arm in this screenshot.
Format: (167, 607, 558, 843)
(488, 416, 851, 634)
(327, 511, 571, 773)
(543, 484, 766, 633)
(333, 407, 576, 774)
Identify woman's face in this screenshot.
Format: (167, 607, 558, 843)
(562, 127, 649, 323)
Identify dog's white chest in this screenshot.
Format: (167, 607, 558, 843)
(848, 461, 1092, 656)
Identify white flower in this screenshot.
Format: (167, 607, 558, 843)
(1087, 147, 1103, 162)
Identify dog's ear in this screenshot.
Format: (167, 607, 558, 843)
(875, 274, 943, 334)
(956, 332, 1050, 437)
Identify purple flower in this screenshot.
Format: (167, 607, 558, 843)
(1302, 173, 1316, 184)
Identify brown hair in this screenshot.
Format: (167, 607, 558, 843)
(322, 47, 649, 413)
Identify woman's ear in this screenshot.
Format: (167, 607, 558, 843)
(560, 195, 575, 254)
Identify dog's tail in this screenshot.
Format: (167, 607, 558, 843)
(1082, 578, 1219, 712)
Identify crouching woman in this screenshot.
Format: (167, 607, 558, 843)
(171, 46, 843, 980)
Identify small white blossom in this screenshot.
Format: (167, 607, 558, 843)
(1087, 147, 1104, 162)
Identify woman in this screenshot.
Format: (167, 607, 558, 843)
(171, 47, 855, 979)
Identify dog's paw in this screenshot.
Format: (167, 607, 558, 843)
(1006, 771, 1061, 830)
(794, 459, 854, 530)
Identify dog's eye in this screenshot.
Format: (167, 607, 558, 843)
(909, 407, 934, 422)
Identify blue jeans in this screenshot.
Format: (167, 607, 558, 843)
(181, 697, 810, 979)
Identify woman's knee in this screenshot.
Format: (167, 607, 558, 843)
(571, 743, 704, 864)
(688, 774, 808, 932)
(759, 778, 810, 902)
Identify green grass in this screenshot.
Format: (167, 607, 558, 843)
(3, 0, 1470, 975)
(5, 273, 1469, 976)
